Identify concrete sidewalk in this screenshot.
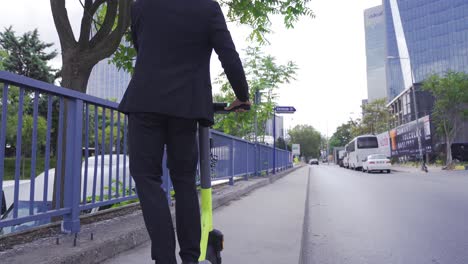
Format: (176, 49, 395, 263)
(104, 166, 309, 264)
(391, 164, 443, 173)
(0, 166, 302, 264)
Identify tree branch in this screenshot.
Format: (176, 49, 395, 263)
(91, 0, 131, 60)
(78, 0, 93, 47)
(89, 0, 118, 47)
(50, 0, 77, 49)
(90, 0, 107, 15)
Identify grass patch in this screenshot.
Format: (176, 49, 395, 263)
(3, 157, 56, 181)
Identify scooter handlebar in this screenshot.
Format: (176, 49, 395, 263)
(213, 102, 251, 114)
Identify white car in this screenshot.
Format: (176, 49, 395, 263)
(362, 154, 392, 173)
(309, 158, 319, 165)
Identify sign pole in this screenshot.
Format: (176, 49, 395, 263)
(273, 112, 276, 174)
(272, 106, 296, 174)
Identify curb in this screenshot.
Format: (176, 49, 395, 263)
(212, 166, 303, 210)
(0, 165, 305, 264)
(454, 165, 468, 171)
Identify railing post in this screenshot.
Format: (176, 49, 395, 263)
(62, 99, 83, 234)
(273, 113, 276, 174)
(0, 84, 8, 214)
(229, 138, 234, 185)
(244, 142, 249, 181)
(254, 143, 259, 176)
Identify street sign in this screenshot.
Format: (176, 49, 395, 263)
(273, 105, 296, 175)
(274, 106, 296, 113)
(292, 144, 300, 155)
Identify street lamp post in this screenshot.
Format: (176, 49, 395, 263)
(387, 56, 425, 171)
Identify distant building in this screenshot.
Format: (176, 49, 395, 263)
(382, 0, 468, 159)
(384, 0, 468, 103)
(86, 25, 131, 102)
(364, 5, 387, 102)
(86, 57, 130, 102)
(361, 99, 369, 118)
(265, 115, 284, 141)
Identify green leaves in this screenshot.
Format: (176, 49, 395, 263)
(340, 98, 394, 138)
(329, 122, 354, 149)
(111, 0, 313, 74)
(0, 48, 8, 70)
(422, 71, 468, 131)
(110, 36, 136, 74)
(288, 124, 321, 158)
(224, 0, 314, 43)
(422, 71, 468, 165)
(361, 98, 393, 135)
(0, 26, 58, 83)
(213, 46, 297, 140)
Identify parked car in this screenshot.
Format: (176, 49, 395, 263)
(309, 158, 319, 165)
(362, 154, 392, 173)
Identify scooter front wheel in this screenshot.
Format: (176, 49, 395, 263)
(206, 245, 221, 264)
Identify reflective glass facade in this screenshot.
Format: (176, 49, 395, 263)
(86, 57, 130, 102)
(384, 0, 468, 101)
(364, 5, 387, 102)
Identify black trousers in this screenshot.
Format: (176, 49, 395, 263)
(128, 113, 201, 264)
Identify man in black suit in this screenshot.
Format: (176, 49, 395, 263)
(118, 0, 250, 263)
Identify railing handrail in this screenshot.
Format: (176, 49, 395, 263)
(0, 70, 119, 109)
(0, 71, 293, 236)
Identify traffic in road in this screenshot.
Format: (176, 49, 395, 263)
(105, 164, 468, 264)
(301, 164, 468, 264)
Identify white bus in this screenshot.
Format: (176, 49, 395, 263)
(345, 135, 379, 170)
(343, 144, 350, 168)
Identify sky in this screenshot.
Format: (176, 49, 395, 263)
(0, 0, 382, 137)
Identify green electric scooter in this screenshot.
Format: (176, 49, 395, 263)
(198, 103, 250, 264)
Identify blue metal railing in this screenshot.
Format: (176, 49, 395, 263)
(0, 71, 293, 236)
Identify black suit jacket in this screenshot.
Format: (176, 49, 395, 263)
(118, 0, 249, 126)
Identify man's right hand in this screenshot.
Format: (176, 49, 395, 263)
(225, 98, 251, 112)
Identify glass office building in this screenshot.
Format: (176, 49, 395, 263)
(384, 0, 468, 102)
(364, 5, 387, 102)
(86, 24, 131, 102)
(384, 0, 468, 158)
(86, 57, 131, 103)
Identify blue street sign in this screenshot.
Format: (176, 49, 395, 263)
(272, 105, 296, 175)
(274, 106, 296, 113)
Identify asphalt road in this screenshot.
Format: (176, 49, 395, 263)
(301, 165, 468, 264)
(104, 165, 468, 264)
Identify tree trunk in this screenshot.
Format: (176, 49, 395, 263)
(49, 0, 131, 227)
(61, 50, 94, 93)
(446, 135, 453, 166)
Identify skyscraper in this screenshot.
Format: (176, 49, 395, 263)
(86, 57, 131, 103)
(384, 0, 468, 102)
(364, 5, 387, 102)
(383, 0, 468, 158)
